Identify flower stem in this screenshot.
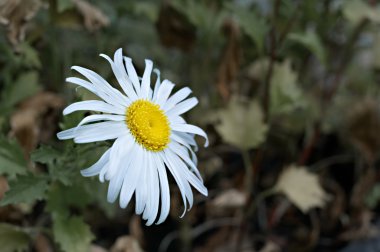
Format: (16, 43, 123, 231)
(242, 150, 253, 194)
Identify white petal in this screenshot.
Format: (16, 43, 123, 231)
(142, 156, 152, 220)
(169, 142, 197, 172)
(167, 149, 207, 196)
(63, 100, 125, 115)
(80, 149, 111, 177)
(169, 142, 202, 182)
(169, 115, 186, 125)
(119, 144, 144, 208)
(171, 124, 209, 147)
(144, 155, 160, 226)
(140, 59, 153, 99)
(166, 97, 198, 117)
(99, 162, 110, 182)
(57, 122, 109, 140)
(107, 139, 135, 203)
(70, 121, 126, 141)
(152, 69, 161, 101)
(171, 132, 192, 149)
(72, 122, 127, 143)
(107, 172, 124, 203)
(71, 66, 128, 108)
(123, 57, 141, 95)
(100, 50, 138, 101)
(76, 114, 125, 128)
(66, 77, 98, 95)
(160, 151, 193, 217)
(176, 132, 197, 147)
(154, 80, 174, 107)
(163, 87, 192, 111)
(69, 68, 116, 107)
(154, 154, 171, 225)
(142, 154, 153, 218)
(171, 133, 198, 165)
(135, 149, 148, 215)
(190, 148, 198, 165)
(107, 134, 131, 180)
(164, 150, 194, 209)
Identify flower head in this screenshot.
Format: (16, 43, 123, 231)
(57, 49, 208, 225)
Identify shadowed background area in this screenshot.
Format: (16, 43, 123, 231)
(1, 0, 380, 251)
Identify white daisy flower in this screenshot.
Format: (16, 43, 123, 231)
(57, 48, 208, 225)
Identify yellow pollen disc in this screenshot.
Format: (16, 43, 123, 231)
(126, 99, 170, 152)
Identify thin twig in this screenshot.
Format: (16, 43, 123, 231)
(325, 19, 368, 101)
(262, 0, 280, 122)
(298, 123, 320, 165)
(277, 0, 303, 46)
(299, 19, 368, 166)
(158, 218, 240, 252)
(242, 150, 253, 195)
(309, 154, 352, 171)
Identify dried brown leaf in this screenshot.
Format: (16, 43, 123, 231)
(129, 215, 144, 248)
(346, 99, 380, 163)
(212, 189, 247, 209)
(110, 235, 144, 252)
(340, 210, 379, 241)
(10, 91, 64, 155)
(34, 233, 53, 252)
(156, 4, 196, 51)
(351, 167, 376, 208)
(0, 176, 9, 200)
(0, 0, 42, 47)
(216, 19, 241, 101)
(73, 0, 109, 32)
(259, 240, 281, 252)
(90, 244, 108, 252)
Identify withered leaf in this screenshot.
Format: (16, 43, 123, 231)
(274, 165, 330, 213)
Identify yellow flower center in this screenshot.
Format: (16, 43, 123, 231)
(126, 99, 170, 152)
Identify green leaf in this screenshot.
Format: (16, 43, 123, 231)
(365, 183, 380, 208)
(288, 30, 326, 65)
(1, 175, 49, 206)
(133, 2, 159, 22)
(53, 214, 94, 252)
(228, 4, 268, 54)
(343, 0, 380, 25)
(248, 59, 305, 116)
(19, 43, 41, 69)
(84, 180, 117, 218)
(57, 0, 74, 12)
(0, 223, 30, 252)
(0, 136, 27, 178)
(373, 33, 380, 69)
(32, 145, 76, 186)
(46, 183, 92, 216)
(270, 60, 305, 116)
(31, 145, 61, 164)
(59, 110, 85, 131)
(48, 164, 76, 186)
(171, 0, 225, 37)
(216, 97, 268, 150)
(3, 71, 41, 109)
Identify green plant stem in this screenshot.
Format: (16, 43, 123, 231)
(242, 150, 253, 194)
(246, 188, 276, 217)
(235, 187, 276, 251)
(262, 0, 279, 122)
(180, 218, 191, 252)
